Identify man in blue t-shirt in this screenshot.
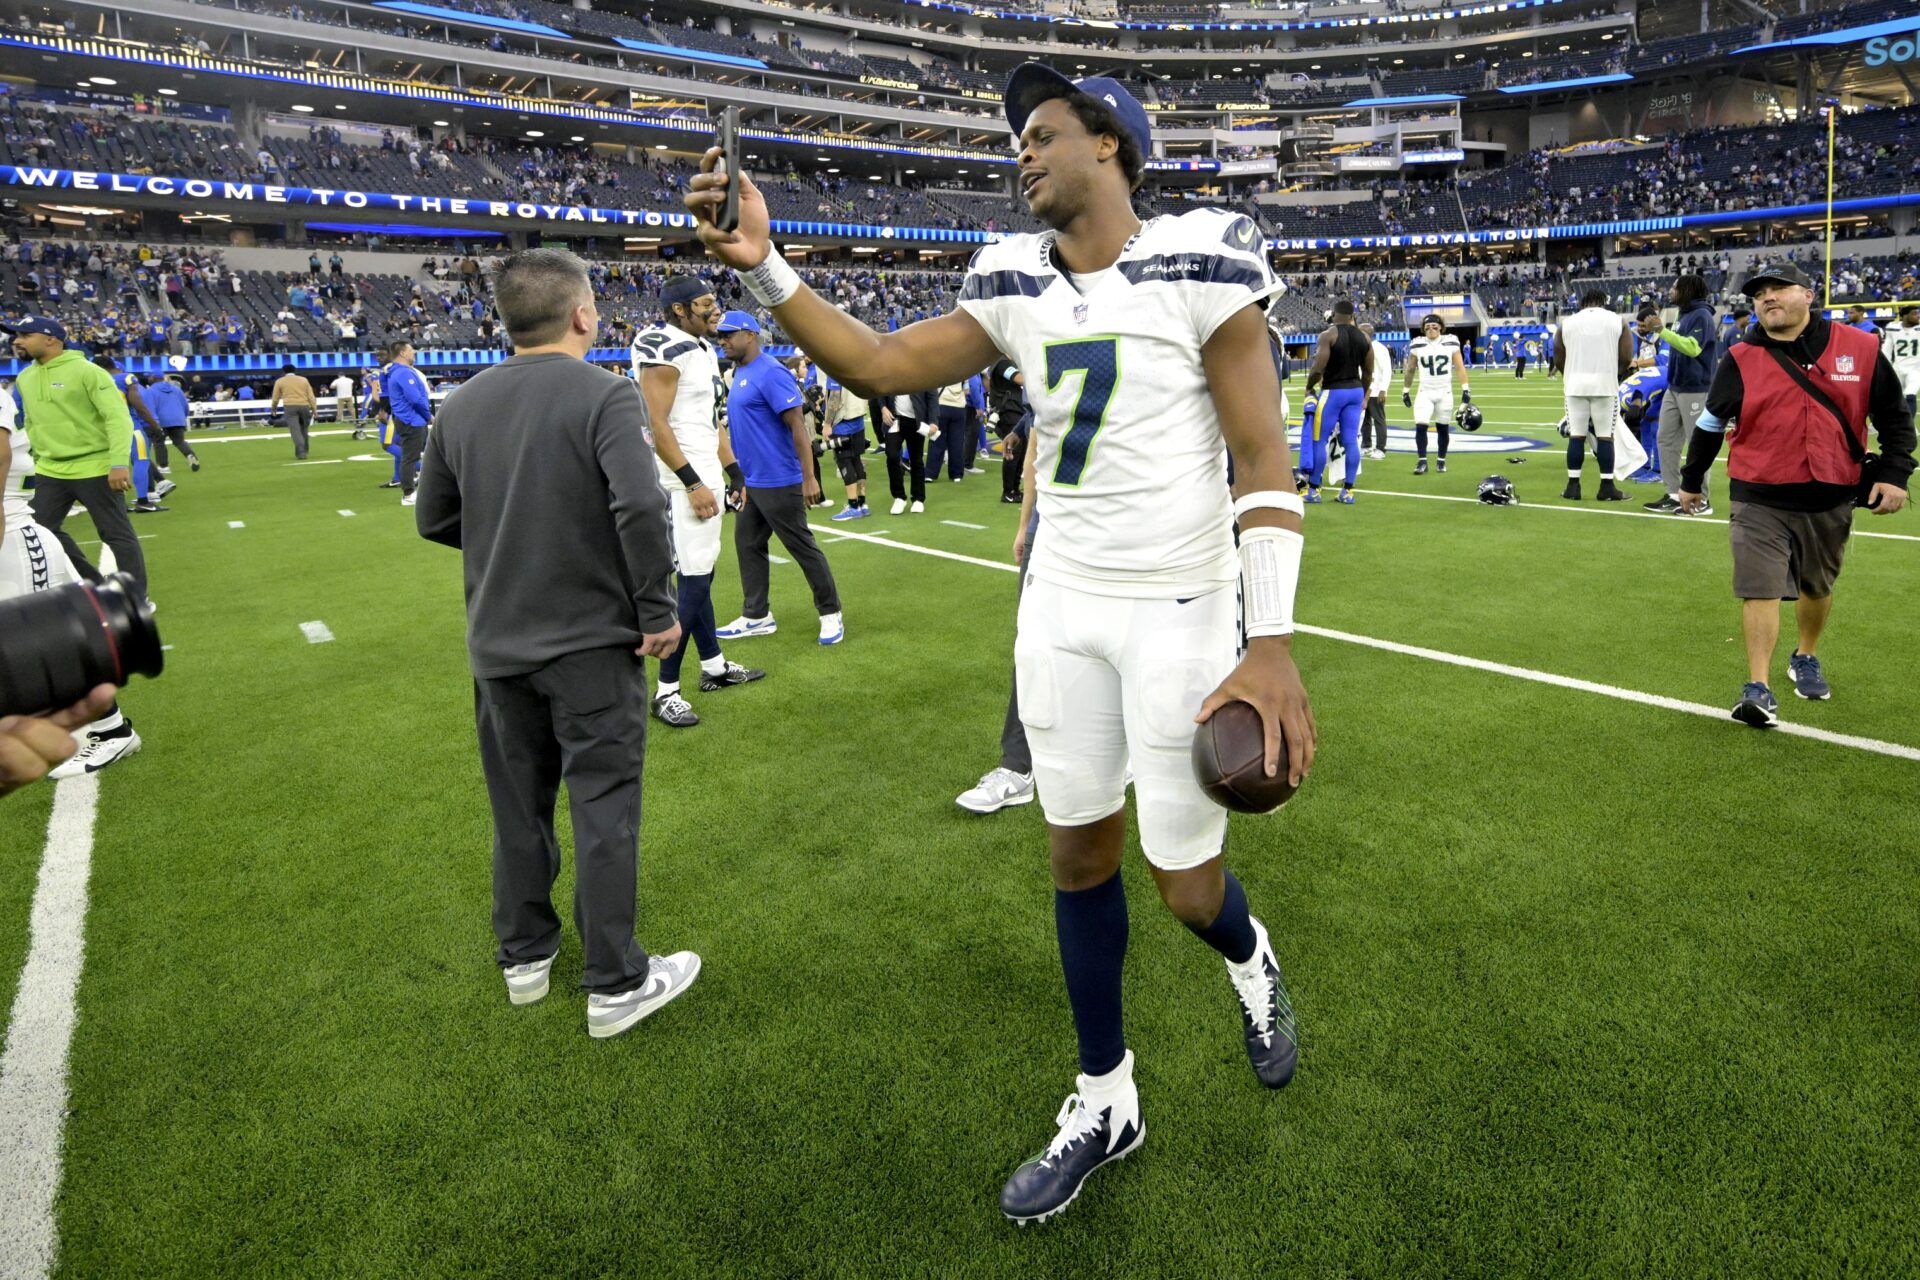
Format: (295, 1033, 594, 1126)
(711, 311, 843, 646)
(144, 373, 199, 474)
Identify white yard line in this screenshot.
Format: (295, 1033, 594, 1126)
(187, 428, 357, 445)
(227, 521, 246, 529)
(1360, 487, 1920, 545)
(0, 776, 102, 1280)
(299, 620, 335, 644)
(811, 522, 1920, 761)
(940, 520, 988, 530)
(337, 510, 356, 518)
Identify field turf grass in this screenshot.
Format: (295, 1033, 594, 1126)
(4, 374, 1917, 1277)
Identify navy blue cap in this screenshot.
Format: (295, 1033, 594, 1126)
(660, 275, 712, 307)
(715, 310, 760, 335)
(2, 315, 68, 341)
(1005, 63, 1152, 159)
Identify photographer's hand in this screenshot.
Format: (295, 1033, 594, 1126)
(0, 684, 115, 798)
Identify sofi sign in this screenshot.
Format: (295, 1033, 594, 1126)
(1863, 35, 1920, 67)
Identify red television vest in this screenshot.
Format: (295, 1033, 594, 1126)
(1726, 322, 1877, 487)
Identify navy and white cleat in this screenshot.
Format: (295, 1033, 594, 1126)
(1228, 918, 1299, 1089)
(1000, 1057, 1144, 1226)
(699, 661, 766, 692)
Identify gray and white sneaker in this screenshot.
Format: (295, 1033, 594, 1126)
(651, 691, 700, 728)
(503, 953, 557, 1005)
(957, 767, 1035, 814)
(587, 951, 702, 1039)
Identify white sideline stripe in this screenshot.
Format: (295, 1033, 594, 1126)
(337, 510, 356, 518)
(76, 536, 155, 547)
(0, 775, 101, 1280)
(300, 620, 335, 644)
(285, 459, 344, 466)
(813, 524, 1920, 762)
(940, 519, 987, 530)
(1364, 487, 1920, 545)
(189, 428, 356, 445)
(227, 520, 245, 529)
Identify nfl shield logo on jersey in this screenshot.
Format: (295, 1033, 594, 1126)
(1073, 303, 1089, 325)
(1836, 355, 1855, 374)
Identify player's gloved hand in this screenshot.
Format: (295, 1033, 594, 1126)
(1401, 390, 1412, 408)
(1462, 388, 1472, 403)
(726, 486, 746, 513)
(1196, 637, 1315, 788)
(685, 147, 771, 271)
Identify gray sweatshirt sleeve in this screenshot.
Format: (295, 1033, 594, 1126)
(592, 378, 679, 634)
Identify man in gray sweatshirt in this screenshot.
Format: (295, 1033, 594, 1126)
(415, 248, 700, 1039)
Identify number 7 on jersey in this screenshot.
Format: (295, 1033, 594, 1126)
(1044, 337, 1121, 486)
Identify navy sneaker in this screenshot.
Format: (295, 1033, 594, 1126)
(1000, 1056, 1144, 1226)
(1228, 919, 1299, 1089)
(699, 660, 766, 692)
(1732, 682, 1779, 728)
(1788, 651, 1831, 701)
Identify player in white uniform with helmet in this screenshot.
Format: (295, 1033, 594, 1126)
(1884, 304, 1920, 416)
(630, 275, 762, 729)
(1553, 289, 1635, 502)
(1401, 314, 1469, 474)
(686, 62, 1315, 1226)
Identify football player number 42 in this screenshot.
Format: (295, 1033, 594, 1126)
(1045, 336, 1120, 487)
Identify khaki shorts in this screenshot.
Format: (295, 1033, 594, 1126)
(1729, 500, 1852, 600)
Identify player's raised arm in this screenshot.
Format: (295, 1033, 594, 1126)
(684, 148, 999, 396)
(1197, 303, 1314, 786)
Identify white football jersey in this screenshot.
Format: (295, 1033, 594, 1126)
(1407, 335, 1461, 390)
(1882, 322, 1920, 394)
(957, 208, 1281, 598)
(4, 408, 35, 527)
(1559, 306, 1626, 397)
(630, 322, 723, 486)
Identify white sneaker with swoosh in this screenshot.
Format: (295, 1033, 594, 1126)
(587, 951, 702, 1039)
(503, 953, 557, 1005)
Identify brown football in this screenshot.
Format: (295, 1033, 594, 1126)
(1192, 700, 1298, 814)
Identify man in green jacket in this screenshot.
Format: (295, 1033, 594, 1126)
(6, 316, 149, 603)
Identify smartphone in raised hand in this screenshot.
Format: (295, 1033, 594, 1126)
(712, 106, 741, 234)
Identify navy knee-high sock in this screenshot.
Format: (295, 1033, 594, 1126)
(1594, 438, 1616, 480)
(1416, 424, 1429, 459)
(1056, 871, 1128, 1077)
(659, 572, 716, 685)
(1436, 423, 1450, 460)
(1567, 436, 1586, 475)
(1185, 869, 1257, 965)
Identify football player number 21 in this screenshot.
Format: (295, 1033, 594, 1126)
(1045, 336, 1120, 486)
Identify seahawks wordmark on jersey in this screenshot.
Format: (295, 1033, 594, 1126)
(1408, 334, 1461, 390)
(630, 323, 725, 489)
(957, 209, 1282, 598)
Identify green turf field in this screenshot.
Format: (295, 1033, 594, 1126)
(5, 374, 1918, 1277)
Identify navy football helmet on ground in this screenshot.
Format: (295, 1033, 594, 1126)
(1478, 475, 1517, 505)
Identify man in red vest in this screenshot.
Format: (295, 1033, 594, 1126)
(1679, 262, 1913, 728)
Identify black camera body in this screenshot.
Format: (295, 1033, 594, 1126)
(0, 573, 163, 716)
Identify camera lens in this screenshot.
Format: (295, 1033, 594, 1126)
(0, 573, 163, 717)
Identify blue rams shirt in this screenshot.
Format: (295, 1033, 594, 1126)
(727, 352, 805, 488)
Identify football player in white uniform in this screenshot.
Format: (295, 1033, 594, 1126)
(1401, 314, 1469, 475)
(688, 64, 1315, 1225)
(0, 396, 141, 777)
(631, 275, 763, 729)
(1884, 304, 1920, 416)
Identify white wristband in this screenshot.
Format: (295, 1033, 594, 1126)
(1239, 526, 1303, 638)
(738, 246, 800, 308)
(1233, 489, 1306, 519)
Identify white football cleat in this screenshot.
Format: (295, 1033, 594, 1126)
(503, 953, 557, 1005)
(48, 719, 141, 779)
(400, 492, 417, 507)
(818, 612, 845, 645)
(890, 498, 908, 515)
(910, 500, 925, 513)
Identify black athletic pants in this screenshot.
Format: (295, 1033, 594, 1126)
(29, 472, 148, 599)
(737, 483, 840, 619)
(885, 420, 927, 504)
(1364, 395, 1389, 452)
(398, 422, 429, 495)
(474, 646, 653, 995)
(150, 426, 196, 470)
(998, 515, 1037, 775)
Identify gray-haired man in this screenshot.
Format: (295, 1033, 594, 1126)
(416, 248, 701, 1038)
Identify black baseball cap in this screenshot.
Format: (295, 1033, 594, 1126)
(1004, 63, 1152, 158)
(1, 315, 68, 341)
(1741, 262, 1814, 296)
